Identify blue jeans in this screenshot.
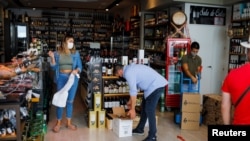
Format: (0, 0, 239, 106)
(135, 87, 164, 138)
(56, 73, 79, 120)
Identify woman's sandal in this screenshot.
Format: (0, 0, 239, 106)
(66, 124, 77, 130)
(52, 125, 61, 133)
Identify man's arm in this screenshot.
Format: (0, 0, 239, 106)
(221, 91, 232, 124)
(127, 95, 137, 119)
(182, 63, 197, 83)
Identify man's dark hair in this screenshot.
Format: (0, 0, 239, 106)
(114, 64, 123, 74)
(191, 41, 200, 49)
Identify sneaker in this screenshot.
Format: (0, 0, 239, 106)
(132, 129, 144, 136)
(142, 136, 157, 141)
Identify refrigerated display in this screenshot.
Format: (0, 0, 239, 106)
(165, 38, 191, 109)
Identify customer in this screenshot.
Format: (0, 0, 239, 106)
(221, 46, 250, 125)
(48, 34, 82, 132)
(181, 41, 202, 91)
(114, 64, 168, 141)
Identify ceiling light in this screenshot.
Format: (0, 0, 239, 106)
(105, 0, 122, 11)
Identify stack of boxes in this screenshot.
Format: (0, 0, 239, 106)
(88, 92, 106, 128)
(180, 93, 201, 130)
(87, 59, 106, 129)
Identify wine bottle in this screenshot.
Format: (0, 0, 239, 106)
(104, 97, 109, 109)
(108, 97, 112, 113)
(104, 81, 109, 94)
(106, 60, 113, 76)
(124, 98, 129, 112)
(120, 98, 125, 109)
(102, 58, 107, 76)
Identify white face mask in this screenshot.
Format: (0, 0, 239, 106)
(68, 42, 74, 49)
(191, 51, 197, 57)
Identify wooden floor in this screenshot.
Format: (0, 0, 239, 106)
(44, 92, 208, 141)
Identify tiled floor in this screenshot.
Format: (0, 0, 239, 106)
(44, 93, 208, 141)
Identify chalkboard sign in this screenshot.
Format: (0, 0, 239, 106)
(189, 6, 226, 25)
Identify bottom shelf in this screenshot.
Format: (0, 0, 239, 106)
(0, 134, 17, 141)
(103, 92, 143, 97)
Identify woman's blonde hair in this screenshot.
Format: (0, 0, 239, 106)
(58, 34, 76, 54)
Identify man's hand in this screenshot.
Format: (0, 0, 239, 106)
(127, 99, 132, 109)
(127, 109, 136, 119)
(191, 76, 198, 84)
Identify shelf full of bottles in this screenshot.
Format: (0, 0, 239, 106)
(143, 11, 169, 69)
(129, 16, 140, 50)
(102, 76, 143, 114)
(228, 2, 250, 72)
(228, 38, 247, 72)
(28, 10, 112, 52)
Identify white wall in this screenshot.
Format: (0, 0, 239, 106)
(184, 3, 231, 95)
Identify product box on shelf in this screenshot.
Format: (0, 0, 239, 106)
(94, 92, 102, 111)
(97, 110, 106, 128)
(108, 107, 133, 137)
(88, 110, 97, 128)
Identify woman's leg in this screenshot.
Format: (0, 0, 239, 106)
(65, 76, 79, 130)
(53, 73, 68, 132)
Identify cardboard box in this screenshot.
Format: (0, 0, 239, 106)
(94, 93, 102, 111)
(113, 118, 133, 137)
(97, 110, 106, 128)
(181, 93, 201, 112)
(109, 107, 133, 137)
(88, 110, 96, 128)
(181, 112, 200, 130)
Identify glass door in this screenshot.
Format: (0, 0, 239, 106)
(165, 38, 191, 108)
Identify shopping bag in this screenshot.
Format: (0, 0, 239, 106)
(52, 73, 75, 107)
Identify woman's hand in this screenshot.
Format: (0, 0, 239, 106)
(47, 51, 54, 58)
(71, 69, 79, 75)
(47, 51, 55, 65)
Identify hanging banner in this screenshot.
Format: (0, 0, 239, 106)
(189, 6, 226, 25)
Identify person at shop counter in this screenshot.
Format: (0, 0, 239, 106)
(114, 64, 168, 141)
(221, 42, 250, 125)
(181, 41, 202, 90)
(48, 34, 82, 133)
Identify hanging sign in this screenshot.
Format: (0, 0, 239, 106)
(189, 6, 226, 25)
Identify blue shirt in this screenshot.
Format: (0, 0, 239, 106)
(123, 64, 168, 98)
